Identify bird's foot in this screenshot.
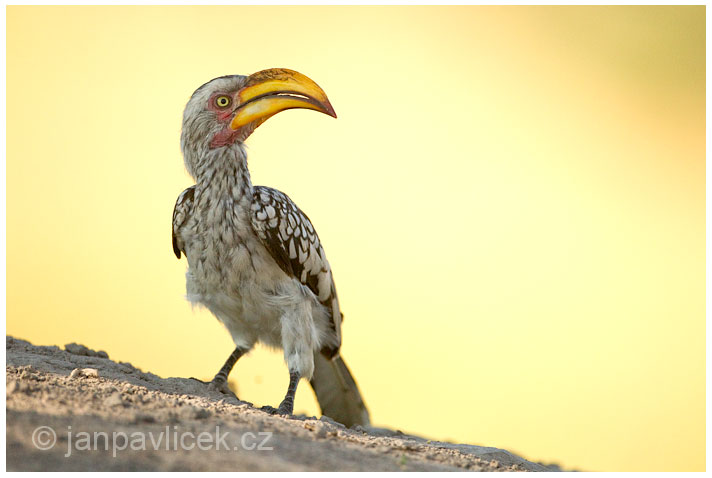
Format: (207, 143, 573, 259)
(189, 376, 239, 400)
(259, 405, 279, 415)
(207, 377, 234, 396)
(277, 402, 294, 416)
(259, 371, 298, 417)
(277, 396, 294, 416)
(260, 400, 293, 417)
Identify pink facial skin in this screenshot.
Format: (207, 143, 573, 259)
(210, 127, 241, 148)
(207, 91, 240, 149)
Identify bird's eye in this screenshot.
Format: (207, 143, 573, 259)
(215, 96, 231, 108)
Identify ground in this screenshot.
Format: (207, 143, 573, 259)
(6, 336, 561, 472)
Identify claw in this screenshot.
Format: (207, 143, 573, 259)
(260, 404, 293, 417)
(260, 405, 279, 415)
(191, 376, 239, 400)
(207, 378, 234, 396)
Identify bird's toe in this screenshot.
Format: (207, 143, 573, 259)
(260, 405, 279, 415)
(207, 378, 234, 396)
(190, 377, 239, 400)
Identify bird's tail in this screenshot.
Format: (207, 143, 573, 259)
(309, 352, 370, 428)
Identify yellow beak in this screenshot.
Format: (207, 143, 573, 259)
(230, 68, 336, 133)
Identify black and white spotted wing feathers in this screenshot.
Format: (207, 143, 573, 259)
(250, 187, 370, 426)
(172, 186, 195, 259)
(250, 186, 342, 352)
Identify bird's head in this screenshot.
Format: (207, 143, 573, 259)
(180, 68, 336, 176)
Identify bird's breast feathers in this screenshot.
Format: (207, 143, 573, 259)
(171, 184, 341, 351)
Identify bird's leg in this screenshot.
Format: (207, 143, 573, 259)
(261, 371, 300, 416)
(191, 346, 246, 397)
(209, 346, 246, 395)
(261, 307, 311, 416)
(277, 371, 301, 415)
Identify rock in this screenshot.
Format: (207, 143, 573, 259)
(363, 426, 404, 438)
(132, 412, 156, 424)
(430, 442, 552, 471)
(304, 419, 327, 436)
(69, 368, 99, 379)
(7, 335, 564, 471)
(64, 343, 109, 359)
(319, 415, 345, 429)
(6, 380, 19, 394)
(104, 392, 125, 408)
(19, 366, 39, 380)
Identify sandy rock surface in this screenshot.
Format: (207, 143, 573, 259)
(6, 336, 559, 471)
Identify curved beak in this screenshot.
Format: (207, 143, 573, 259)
(230, 68, 336, 134)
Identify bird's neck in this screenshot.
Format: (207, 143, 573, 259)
(191, 144, 253, 203)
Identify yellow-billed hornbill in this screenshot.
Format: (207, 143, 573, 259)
(172, 68, 369, 427)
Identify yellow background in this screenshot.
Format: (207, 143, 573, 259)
(6, 6, 705, 472)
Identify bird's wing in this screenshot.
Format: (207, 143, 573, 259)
(172, 186, 195, 259)
(250, 186, 342, 351)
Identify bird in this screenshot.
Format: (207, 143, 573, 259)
(172, 68, 370, 427)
